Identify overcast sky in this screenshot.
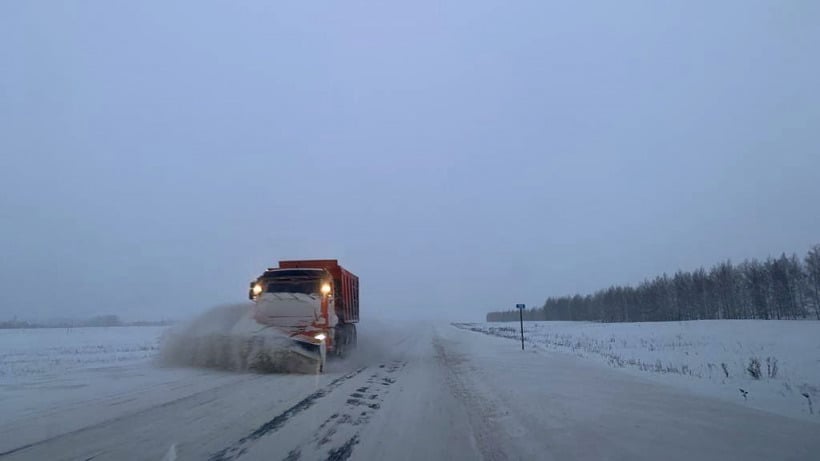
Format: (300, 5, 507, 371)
(2, 1, 819, 322)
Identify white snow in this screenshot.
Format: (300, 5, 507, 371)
(0, 326, 164, 379)
(1, 320, 818, 460)
(455, 320, 820, 421)
(0, 325, 247, 453)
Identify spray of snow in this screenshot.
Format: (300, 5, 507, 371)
(323, 317, 415, 373)
(157, 303, 318, 373)
(157, 303, 246, 369)
(167, 303, 250, 336)
(156, 304, 407, 375)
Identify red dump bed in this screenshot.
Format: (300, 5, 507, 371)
(278, 260, 359, 323)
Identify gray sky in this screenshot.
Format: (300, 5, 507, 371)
(2, 1, 819, 322)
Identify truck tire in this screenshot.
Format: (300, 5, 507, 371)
(334, 325, 347, 358)
(333, 324, 357, 358)
(349, 324, 357, 349)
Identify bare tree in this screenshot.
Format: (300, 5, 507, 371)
(492, 244, 818, 323)
(806, 245, 820, 320)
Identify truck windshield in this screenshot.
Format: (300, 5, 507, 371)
(264, 278, 322, 295)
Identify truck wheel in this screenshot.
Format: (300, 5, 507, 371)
(348, 324, 357, 350)
(334, 326, 347, 358)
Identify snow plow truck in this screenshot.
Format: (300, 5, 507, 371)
(246, 259, 359, 371)
(162, 260, 358, 374)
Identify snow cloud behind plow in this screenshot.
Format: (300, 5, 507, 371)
(158, 303, 321, 374)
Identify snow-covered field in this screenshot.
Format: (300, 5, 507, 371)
(1, 321, 819, 460)
(0, 326, 198, 452)
(0, 326, 165, 379)
(454, 320, 820, 421)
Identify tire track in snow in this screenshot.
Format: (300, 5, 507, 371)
(316, 361, 405, 461)
(280, 360, 407, 461)
(209, 367, 367, 461)
(325, 435, 359, 461)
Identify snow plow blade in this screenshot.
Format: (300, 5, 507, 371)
(158, 307, 325, 374)
(161, 332, 324, 374)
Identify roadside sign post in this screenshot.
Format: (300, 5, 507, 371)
(516, 304, 526, 350)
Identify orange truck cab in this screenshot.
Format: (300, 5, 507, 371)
(249, 260, 359, 356)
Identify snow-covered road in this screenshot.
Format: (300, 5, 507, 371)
(2, 323, 818, 461)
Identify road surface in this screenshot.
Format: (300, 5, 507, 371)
(2, 323, 818, 460)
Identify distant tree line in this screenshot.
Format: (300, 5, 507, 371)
(488, 245, 820, 323)
(0, 315, 174, 329)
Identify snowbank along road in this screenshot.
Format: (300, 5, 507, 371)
(455, 320, 820, 422)
(2, 322, 819, 460)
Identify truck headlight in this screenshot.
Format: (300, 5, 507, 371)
(252, 284, 263, 296)
(320, 283, 331, 295)
(314, 333, 327, 341)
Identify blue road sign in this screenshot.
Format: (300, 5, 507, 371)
(516, 303, 526, 309)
